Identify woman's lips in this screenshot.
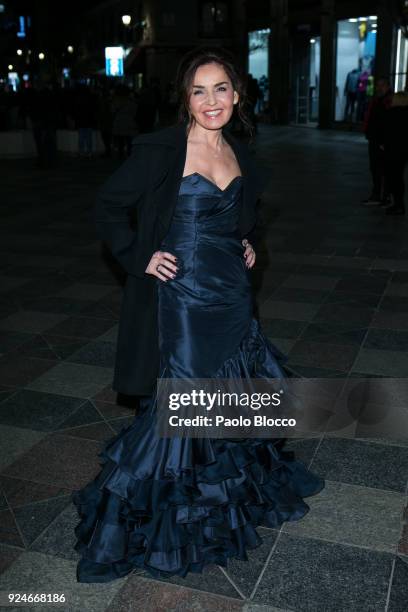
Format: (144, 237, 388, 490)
(203, 109, 223, 118)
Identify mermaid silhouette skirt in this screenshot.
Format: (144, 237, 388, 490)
(72, 173, 325, 582)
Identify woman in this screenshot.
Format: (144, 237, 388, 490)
(72, 47, 324, 582)
(384, 91, 408, 216)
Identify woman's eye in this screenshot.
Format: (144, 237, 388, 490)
(193, 90, 203, 95)
(217, 87, 227, 92)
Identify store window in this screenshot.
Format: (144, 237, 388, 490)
(248, 29, 270, 112)
(394, 28, 408, 91)
(335, 15, 377, 122)
(309, 37, 321, 122)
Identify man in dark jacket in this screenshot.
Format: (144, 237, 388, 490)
(361, 78, 393, 206)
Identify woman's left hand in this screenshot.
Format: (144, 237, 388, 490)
(242, 239, 256, 269)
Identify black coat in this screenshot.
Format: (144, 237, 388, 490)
(95, 121, 266, 395)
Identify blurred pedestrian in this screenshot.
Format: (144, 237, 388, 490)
(73, 85, 97, 158)
(361, 78, 393, 206)
(246, 73, 260, 133)
(112, 85, 137, 158)
(97, 88, 113, 158)
(26, 80, 60, 168)
(384, 91, 408, 215)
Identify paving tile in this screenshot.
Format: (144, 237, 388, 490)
(388, 556, 408, 612)
(14, 495, 71, 546)
(0, 390, 86, 431)
(0, 551, 126, 612)
(224, 531, 279, 598)
(62, 422, 115, 441)
(109, 574, 244, 612)
(0, 544, 23, 575)
(66, 341, 116, 368)
(288, 340, 359, 371)
(0, 425, 46, 471)
(107, 416, 136, 433)
(44, 315, 116, 339)
(0, 509, 24, 547)
(363, 329, 408, 351)
(283, 437, 323, 468)
(2, 434, 101, 490)
(56, 400, 104, 430)
(278, 274, 340, 291)
(30, 503, 82, 561)
(300, 322, 367, 346)
(57, 283, 118, 300)
(96, 323, 119, 342)
(370, 311, 408, 330)
(259, 301, 320, 321)
(253, 533, 393, 611)
(324, 290, 382, 308)
(312, 304, 375, 327)
(351, 348, 408, 377)
(20, 296, 93, 317)
(282, 480, 405, 552)
(26, 362, 113, 398)
(92, 400, 131, 420)
(386, 282, 408, 297)
(379, 295, 408, 312)
(0, 354, 57, 387)
(0, 331, 34, 353)
(334, 275, 389, 295)
(260, 318, 307, 339)
(0, 276, 33, 293)
(311, 437, 408, 492)
(0, 311, 69, 334)
(270, 287, 329, 304)
(0, 475, 70, 509)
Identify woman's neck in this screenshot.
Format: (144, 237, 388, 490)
(187, 122, 225, 152)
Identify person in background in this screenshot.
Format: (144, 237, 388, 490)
(111, 85, 138, 158)
(73, 84, 97, 158)
(97, 88, 113, 158)
(27, 80, 60, 168)
(246, 73, 260, 133)
(361, 78, 393, 206)
(383, 91, 408, 215)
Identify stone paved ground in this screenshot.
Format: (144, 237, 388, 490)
(0, 126, 407, 611)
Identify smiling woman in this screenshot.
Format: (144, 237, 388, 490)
(72, 46, 325, 583)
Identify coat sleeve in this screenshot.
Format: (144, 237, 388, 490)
(94, 141, 151, 278)
(242, 161, 269, 249)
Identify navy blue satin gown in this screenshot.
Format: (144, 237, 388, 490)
(72, 172, 325, 582)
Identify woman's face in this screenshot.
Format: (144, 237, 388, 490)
(187, 62, 239, 130)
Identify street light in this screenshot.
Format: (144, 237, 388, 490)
(67, 45, 74, 53)
(17, 49, 23, 56)
(122, 15, 131, 26)
(38, 52, 45, 60)
(8, 64, 13, 70)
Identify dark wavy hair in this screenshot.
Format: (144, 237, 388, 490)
(175, 46, 252, 134)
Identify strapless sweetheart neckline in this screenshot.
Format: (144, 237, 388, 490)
(182, 172, 242, 193)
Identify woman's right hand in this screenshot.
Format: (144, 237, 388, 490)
(145, 250, 178, 281)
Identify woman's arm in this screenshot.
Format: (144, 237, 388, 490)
(94, 142, 149, 278)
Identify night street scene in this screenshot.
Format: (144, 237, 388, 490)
(0, 1, 408, 611)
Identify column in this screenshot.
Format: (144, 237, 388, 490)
(318, 0, 336, 129)
(376, 0, 396, 81)
(268, 0, 289, 124)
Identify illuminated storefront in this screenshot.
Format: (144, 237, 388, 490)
(335, 16, 378, 122)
